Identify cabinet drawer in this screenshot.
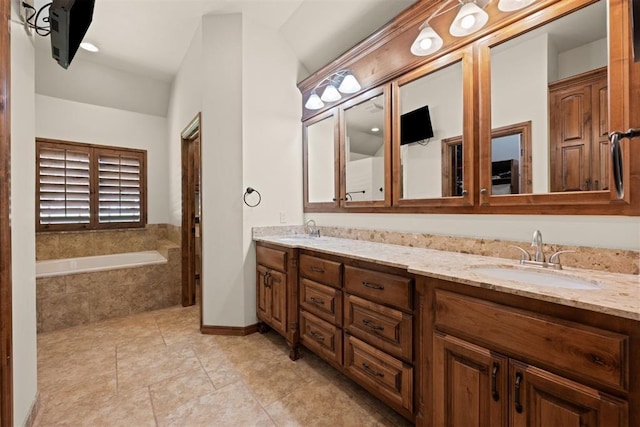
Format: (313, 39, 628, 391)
(299, 254, 342, 288)
(345, 294, 412, 361)
(434, 290, 629, 391)
(344, 335, 413, 413)
(300, 310, 342, 366)
(256, 245, 287, 272)
(300, 278, 342, 326)
(344, 266, 412, 312)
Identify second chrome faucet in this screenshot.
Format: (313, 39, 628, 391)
(510, 230, 575, 270)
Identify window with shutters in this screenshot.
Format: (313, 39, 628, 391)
(36, 139, 147, 231)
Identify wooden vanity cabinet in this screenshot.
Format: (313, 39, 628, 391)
(425, 280, 633, 427)
(255, 242, 300, 360)
(298, 251, 421, 422)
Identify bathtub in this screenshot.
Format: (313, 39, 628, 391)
(36, 250, 168, 278)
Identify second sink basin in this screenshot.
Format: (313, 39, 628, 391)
(472, 266, 602, 290)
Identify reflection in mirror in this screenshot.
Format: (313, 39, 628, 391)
(398, 60, 463, 199)
(307, 117, 336, 203)
(344, 94, 386, 202)
(491, 0, 607, 194)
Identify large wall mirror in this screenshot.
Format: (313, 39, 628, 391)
(481, 0, 617, 208)
(393, 49, 473, 207)
(341, 87, 391, 206)
(304, 112, 338, 209)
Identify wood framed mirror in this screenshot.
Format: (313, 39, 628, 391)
(478, 0, 635, 214)
(303, 109, 340, 211)
(339, 86, 392, 208)
(392, 47, 474, 208)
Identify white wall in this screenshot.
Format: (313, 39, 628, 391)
(10, 3, 38, 424)
(166, 11, 302, 327)
(36, 51, 171, 117)
(492, 33, 549, 193)
(35, 95, 170, 224)
(557, 38, 607, 81)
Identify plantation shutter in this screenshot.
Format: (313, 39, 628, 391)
(36, 139, 147, 231)
(38, 145, 91, 226)
(97, 151, 143, 224)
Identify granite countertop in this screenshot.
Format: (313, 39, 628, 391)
(254, 234, 640, 321)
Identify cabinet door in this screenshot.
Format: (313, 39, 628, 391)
(510, 361, 628, 427)
(256, 265, 270, 320)
(549, 84, 592, 192)
(269, 270, 287, 334)
(433, 333, 508, 427)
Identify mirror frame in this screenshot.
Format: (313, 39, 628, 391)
(339, 85, 393, 209)
(477, 0, 634, 214)
(392, 47, 475, 208)
(303, 109, 340, 212)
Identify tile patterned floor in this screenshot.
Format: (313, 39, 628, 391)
(34, 305, 413, 426)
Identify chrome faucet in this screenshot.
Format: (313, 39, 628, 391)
(304, 219, 320, 237)
(531, 229, 545, 262)
(509, 230, 575, 270)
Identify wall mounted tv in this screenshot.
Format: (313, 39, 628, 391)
(49, 0, 95, 69)
(400, 105, 434, 145)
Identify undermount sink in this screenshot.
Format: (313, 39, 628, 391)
(472, 266, 602, 290)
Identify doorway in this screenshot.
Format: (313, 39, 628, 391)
(180, 114, 202, 316)
(0, 0, 12, 423)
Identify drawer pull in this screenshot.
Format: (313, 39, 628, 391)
(514, 371, 523, 413)
(362, 319, 384, 331)
(362, 281, 384, 290)
(491, 362, 499, 402)
(310, 266, 325, 273)
(309, 330, 325, 342)
(362, 362, 384, 378)
(264, 272, 271, 288)
(309, 297, 325, 306)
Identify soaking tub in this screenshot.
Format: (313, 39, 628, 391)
(35, 250, 167, 278)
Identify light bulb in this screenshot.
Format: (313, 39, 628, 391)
(410, 25, 443, 56)
(305, 93, 324, 110)
(338, 73, 361, 94)
(419, 38, 433, 50)
(321, 84, 342, 102)
(460, 14, 476, 30)
(498, 0, 536, 12)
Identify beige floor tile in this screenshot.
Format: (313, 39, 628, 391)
(37, 305, 411, 426)
(159, 382, 274, 427)
(149, 368, 216, 420)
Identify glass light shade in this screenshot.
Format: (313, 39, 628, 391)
(449, 2, 489, 37)
(410, 25, 444, 56)
(338, 74, 361, 93)
(498, 0, 537, 12)
(321, 84, 342, 102)
(305, 92, 324, 110)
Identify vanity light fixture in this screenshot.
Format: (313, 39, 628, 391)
(410, 0, 538, 56)
(304, 69, 362, 110)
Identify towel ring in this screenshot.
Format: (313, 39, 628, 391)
(243, 187, 261, 207)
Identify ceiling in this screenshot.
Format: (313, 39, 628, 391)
(33, 0, 416, 83)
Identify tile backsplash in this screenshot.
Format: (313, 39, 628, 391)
(253, 225, 640, 275)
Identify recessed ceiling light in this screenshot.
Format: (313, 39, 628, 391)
(80, 42, 99, 52)
(371, 127, 380, 132)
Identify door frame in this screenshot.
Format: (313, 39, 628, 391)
(0, 0, 12, 423)
(180, 113, 202, 317)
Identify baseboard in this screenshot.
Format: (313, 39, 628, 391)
(201, 323, 259, 336)
(24, 393, 40, 427)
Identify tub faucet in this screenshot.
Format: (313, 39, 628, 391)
(531, 229, 544, 262)
(305, 219, 320, 237)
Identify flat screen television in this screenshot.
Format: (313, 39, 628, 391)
(49, 0, 95, 69)
(400, 105, 434, 145)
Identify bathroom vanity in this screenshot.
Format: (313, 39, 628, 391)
(255, 235, 638, 427)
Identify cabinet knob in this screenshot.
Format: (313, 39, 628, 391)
(480, 188, 488, 194)
(461, 189, 468, 196)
